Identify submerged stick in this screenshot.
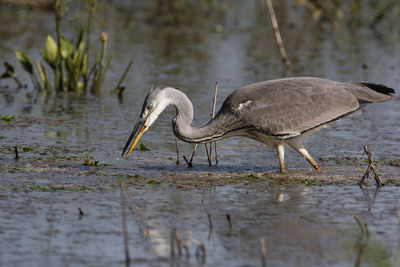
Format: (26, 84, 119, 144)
(114, 60, 133, 93)
(260, 238, 267, 267)
(14, 146, 19, 160)
(371, 0, 396, 27)
(209, 81, 219, 165)
(120, 183, 131, 265)
(214, 143, 218, 165)
(192, 238, 206, 264)
(265, 0, 292, 68)
(78, 208, 84, 220)
(395, 207, 400, 223)
(78, 208, 84, 216)
(175, 139, 180, 165)
(226, 213, 232, 233)
(1, 62, 22, 88)
(359, 145, 383, 187)
(170, 229, 175, 256)
(354, 216, 370, 267)
(188, 81, 219, 167)
(208, 214, 214, 230)
(182, 244, 190, 259)
(171, 228, 182, 257)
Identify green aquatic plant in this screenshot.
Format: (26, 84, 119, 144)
(22, 146, 35, 152)
(295, 0, 400, 27)
(139, 143, 150, 151)
(147, 179, 161, 185)
(83, 156, 99, 166)
(247, 173, 260, 180)
(1, 115, 16, 121)
(0, 62, 22, 87)
(15, 0, 130, 95)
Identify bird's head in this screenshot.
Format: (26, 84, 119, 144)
(122, 87, 172, 158)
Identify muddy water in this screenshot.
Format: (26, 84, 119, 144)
(1, 1, 400, 266)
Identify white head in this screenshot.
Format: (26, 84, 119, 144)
(122, 87, 174, 157)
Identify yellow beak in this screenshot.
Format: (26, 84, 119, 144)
(125, 125, 146, 158)
(122, 118, 147, 158)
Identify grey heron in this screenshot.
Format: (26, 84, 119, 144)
(122, 77, 395, 173)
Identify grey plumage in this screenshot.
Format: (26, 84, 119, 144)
(122, 77, 395, 172)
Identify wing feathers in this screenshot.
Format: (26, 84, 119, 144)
(226, 78, 360, 136)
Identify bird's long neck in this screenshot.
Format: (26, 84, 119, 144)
(167, 88, 226, 144)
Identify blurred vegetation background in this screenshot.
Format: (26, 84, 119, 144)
(1, 0, 399, 26)
(1, 0, 399, 97)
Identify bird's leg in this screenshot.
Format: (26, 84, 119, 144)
(289, 143, 321, 171)
(276, 144, 285, 173)
(183, 144, 198, 168)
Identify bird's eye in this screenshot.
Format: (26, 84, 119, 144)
(146, 104, 153, 111)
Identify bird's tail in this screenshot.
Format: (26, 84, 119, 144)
(346, 82, 395, 104)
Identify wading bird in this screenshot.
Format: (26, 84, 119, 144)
(122, 77, 395, 172)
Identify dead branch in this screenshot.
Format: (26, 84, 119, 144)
(209, 81, 219, 165)
(175, 139, 180, 165)
(359, 145, 383, 188)
(260, 238, 267, 267)
(265, 0, 292, 68)
(354, 215, 369, 267)
(226, 213, 232, 233)
(192, 238, 206, 264)
(14, 146, 19, 160)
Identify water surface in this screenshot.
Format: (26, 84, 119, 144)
(0, 1, 400, 266)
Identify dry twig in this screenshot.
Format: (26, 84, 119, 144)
(226, 213, 232, 233)
(14, 146, 19, 160)
(209, 81, 219, 165)
(171, 228, 183, 257)
(359, 145, 383, 187)
(175, 139, 180, 165)
(78, 208, 84, 220)
(260, 238, 267, 267)
(208, 214, 214, 230)
(192, 238, 206, 264)
(354, 215, 369, 267)
(265, 0, 292, 68)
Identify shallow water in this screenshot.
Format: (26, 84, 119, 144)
(2, 184, 400, 266)
(1, 1, 400, 266)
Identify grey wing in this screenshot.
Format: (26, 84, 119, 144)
(233, 84, 360, 137)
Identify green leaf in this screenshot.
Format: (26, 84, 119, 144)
(43, 35, 58, 65)
(83, 156, 98, 166)
(147, 179, 161, 185)
(139, 143, 150, 151)
(65, 56, 74, 75)
(81, 52, 88, 75)
(75, 29, 84, 49)
(77, 81, 84, 91)
(15, 50, 33, 74)
(1, 115, 15, 121)
(35, 60, 46, 84)
(60, 36, 74, 59)
(74, 40, 85, 63)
